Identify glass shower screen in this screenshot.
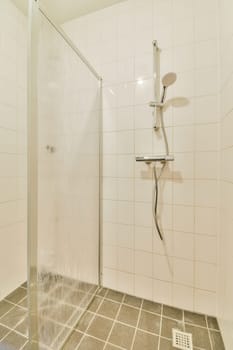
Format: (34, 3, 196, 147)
(28, 2, 101, 348)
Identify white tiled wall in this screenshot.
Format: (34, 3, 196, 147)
(0, 0, 27, 299)
(218, 0, 233, 348)
(63, 0, 220, 315)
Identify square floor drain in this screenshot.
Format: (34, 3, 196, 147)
(172, 329, 193, 350)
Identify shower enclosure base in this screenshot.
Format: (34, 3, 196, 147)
(0, 285, 225, 350)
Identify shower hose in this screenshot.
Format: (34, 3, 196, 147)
(153, 108, 169, 241)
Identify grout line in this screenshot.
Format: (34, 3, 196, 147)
(129, 298, 143, 350)
(182, 309, 185, 331)
(102, 292, 126, 350)
(75, 288, 108, 350)
(205, 315, 214, 350)
(157, 303, 163, 350)
(18, 338, 28, 350)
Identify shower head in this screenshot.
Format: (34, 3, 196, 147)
(161, 72, 177, 103)
(162, 72, 177, 87)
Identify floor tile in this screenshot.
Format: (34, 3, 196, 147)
(161, 317, 183, 339)
(109, 322, 135, 349)
(49, 303, 77, 324)
(67, 290, 86, 306)
(97, 300, 120, 319)
(15, 318, 28, 337)
(138, 310, 161, 334)
(62, 330, 83, 350)
(78, 282, 95, 293)
(75, 311, 94, 332)
(207, 316, 220, 330)
(159, 337, 176, 350)
(0, 305, 26, 329)
(0, 300, 13, 318)
(21, 342, 30, 350)
(78, 335, 105, 350)
(5, 288, 27, 304)
(105, 344, 120, 350)
(87, 315, 113, 341)
(132, 329, 159, 350)
(124, 295, 142, 308)
(117, 305, 139, 327)
(184, 310, 207, 327)
(49, 285, 70, 300)
(210, 330, 225, 350)
(0, 331, 27, 349)
(18, 298, 27, 309)
(106, 290, 124, 303)
(142, 300, 162, 315)
(163, 305, 183, 321)
(21, 282, 27, 289)
(87, 296, 103, 312)
(0, 324, 9, 341)
(185, 324, 211, 350)
(38, 318, 63, 346)
(96, 288, 108, 297)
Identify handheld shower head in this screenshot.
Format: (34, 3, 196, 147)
(161, 72, 177, 103)
(162, 72, 177, 87)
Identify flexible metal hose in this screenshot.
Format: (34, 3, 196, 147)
(153, 163, 166, 241)
(153, 108, 169, 241)
(160, 108, 169, 156)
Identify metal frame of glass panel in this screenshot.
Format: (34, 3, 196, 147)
(28, 0, 102, 347)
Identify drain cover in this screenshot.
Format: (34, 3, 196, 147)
(172, 329, 193, 350)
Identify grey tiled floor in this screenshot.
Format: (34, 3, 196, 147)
(64, 288, 225, 350)
(0, 285, 225, 350)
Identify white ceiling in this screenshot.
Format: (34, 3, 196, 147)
(11, 0, 126, 23)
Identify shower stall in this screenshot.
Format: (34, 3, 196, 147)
(0, 0, 233, 349)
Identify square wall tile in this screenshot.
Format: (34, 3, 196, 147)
(173, 232, 194, 260)
(135, 202, 152, 227)
(118, 201, 134, 225)
(117, 131, 134, 154)
(135, 226, 153, 252)
(153, 279, 172, 305)
(173, 206, 194, 233)
(117, 155, 134, 178)
(195, 262, 217, 291)
(194, 289, 217, 316)
(118, 224, 134, 249)
(135, 129, 153, 154)
(118, 247, 134, 273)
(135, 275, 153, 300)
(195, 124, 218, 152)
(135, 251, 153, 278)
(118, 179, 134, 201)
(173, 258, 194, 286)
(195, 95, 219, 124)
(195, 180, 218, 207)
(195, 235, 217, 264)
(173, 126, 194, 153)
(153, 255, 173, 282)
(173, 180, 194, 206)
(117, 271, 134, 295)
(135, 179, 152, 202)
(195, 207, 218, 236)
(173, 284, 194, 311)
